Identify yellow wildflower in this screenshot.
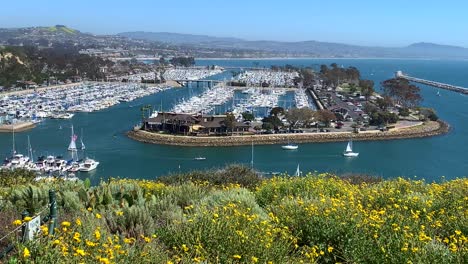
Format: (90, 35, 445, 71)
(328, 246, 334, 253)
(251, 256, 259, 263)
(181, 244, 189, 252)
(75, 249, 85, 257)
(233, 254, 242, 260)
(95, 213, 102, 219)
(12, 219, 22, 226)
(61, 221, 71, 227)
(40, 225, 48, 234)
(23, 247, 30, 258)
(116, 211, 124, 216)
(76, 218, 82, 226)
(95, 230, 101, 240)
(99, 257, 110, 264)
(73, 232, 81, 242)
(86, 240, 97, 247)
(23, 216, 32, 222)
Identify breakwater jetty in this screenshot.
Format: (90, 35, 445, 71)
(396, 71, 468, 94)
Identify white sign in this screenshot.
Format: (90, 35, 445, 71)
(26, 215, 41, 241)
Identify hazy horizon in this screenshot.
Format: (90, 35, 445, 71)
(1, 0, 467, 47)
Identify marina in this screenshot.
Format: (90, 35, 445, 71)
(0, 59, 468, 183)
(0, 82, 172, 120)
(234, 70, 299, 87)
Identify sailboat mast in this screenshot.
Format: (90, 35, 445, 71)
(12, 126, 15, 154)
(27, 135, 33, 161)
(251, 141, 254, 168)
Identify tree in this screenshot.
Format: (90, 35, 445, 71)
(300, 68, 315, 87)
(349, 83, 358, 93)
(363, 103, 379, 115)
(262, 122, 274, 131)
(376, 96, 393, 111)
(369, 111, 399, 126)
(399, 108, 410, 117)
(315, 110, 336, 127)
(170, 57, 195, 67)
(419, 108, 438, 121)
(223, 113, 236, 135)
(262, 116, 283, 130)
(382, 78, 422, 108)
(285, 108, 315, 128)
(359, 79, 375, 100)
(270, 107, 285, 117)
(241, 112, 255, 122)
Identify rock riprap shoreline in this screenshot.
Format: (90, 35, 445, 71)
(127, 121, 449, 147)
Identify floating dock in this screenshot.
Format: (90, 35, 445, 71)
(396, 71, 468, 94)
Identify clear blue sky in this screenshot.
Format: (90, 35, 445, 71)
(1, 0, 467, 47)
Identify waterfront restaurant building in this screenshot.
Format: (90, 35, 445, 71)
(144, 112, 251, 136)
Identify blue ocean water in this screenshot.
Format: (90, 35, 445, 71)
(1, 59, 467, 184)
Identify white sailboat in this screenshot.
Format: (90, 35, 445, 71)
(68, 125, 78, 151)
(282, 138, 298, 150)
(80, 128, 85, 150)
(343, 140, 359, 157)
(294, 164, 301, 177)
(436, 90, 441, 96)
(251, 141, 254, 168)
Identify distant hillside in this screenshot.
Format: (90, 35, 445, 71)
(118, 31, 243, 44)
(2, 25, 468, 59)
(120, 31, 468, 58)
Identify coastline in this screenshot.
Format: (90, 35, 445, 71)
(0, 122, 36, 133)
(127, 120, 449, 147)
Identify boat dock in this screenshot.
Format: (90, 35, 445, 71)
(396, 71, 468, 94)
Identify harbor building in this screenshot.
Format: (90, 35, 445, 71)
(144, 112, 251, 136)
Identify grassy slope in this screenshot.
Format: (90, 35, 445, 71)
(0, 167, 467, 263)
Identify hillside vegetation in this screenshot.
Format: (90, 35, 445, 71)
(0, 166, 466, 263)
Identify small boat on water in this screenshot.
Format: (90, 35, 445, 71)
(194, 156, 206, 161)
(294, 164, 301, 177)
(343, 140, 359, 157)
(79, 158, 99, 172)
(282, 137, 298, 150)
(68, 125, 78, 151)
(282, 144, 298, 150)
(437, 90, 441, 96)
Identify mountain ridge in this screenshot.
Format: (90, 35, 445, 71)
(1, 26, 468, 58)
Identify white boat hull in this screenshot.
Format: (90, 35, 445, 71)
(343, 152, 359, 157)
(282, 145, 298, 150)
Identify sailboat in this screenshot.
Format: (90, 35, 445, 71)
(294, 164, 301, 177)
(251, 141, 254, 168)
(282, 137, 298, 150)
(80, 128, 85, 150)
(436, 90, 441, 96)
(68, 125, 78, 151)
(343, 140, 359, 157)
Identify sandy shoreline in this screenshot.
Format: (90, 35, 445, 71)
(127, 120, 449, 147)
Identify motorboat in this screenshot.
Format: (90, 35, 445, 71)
(343, 140, 359, 157)
(282, 138, 299, 150)
(79, 158, 99, 172)
(194, 156, 206, 161)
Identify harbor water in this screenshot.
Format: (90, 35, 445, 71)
(1, 59, 468, 184)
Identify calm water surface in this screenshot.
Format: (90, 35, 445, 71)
(1, 59, 467, 184)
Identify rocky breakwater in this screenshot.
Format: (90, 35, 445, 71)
(127, 121, 449, 147)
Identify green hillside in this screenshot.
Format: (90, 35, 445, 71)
(0, 167, 466, 263)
